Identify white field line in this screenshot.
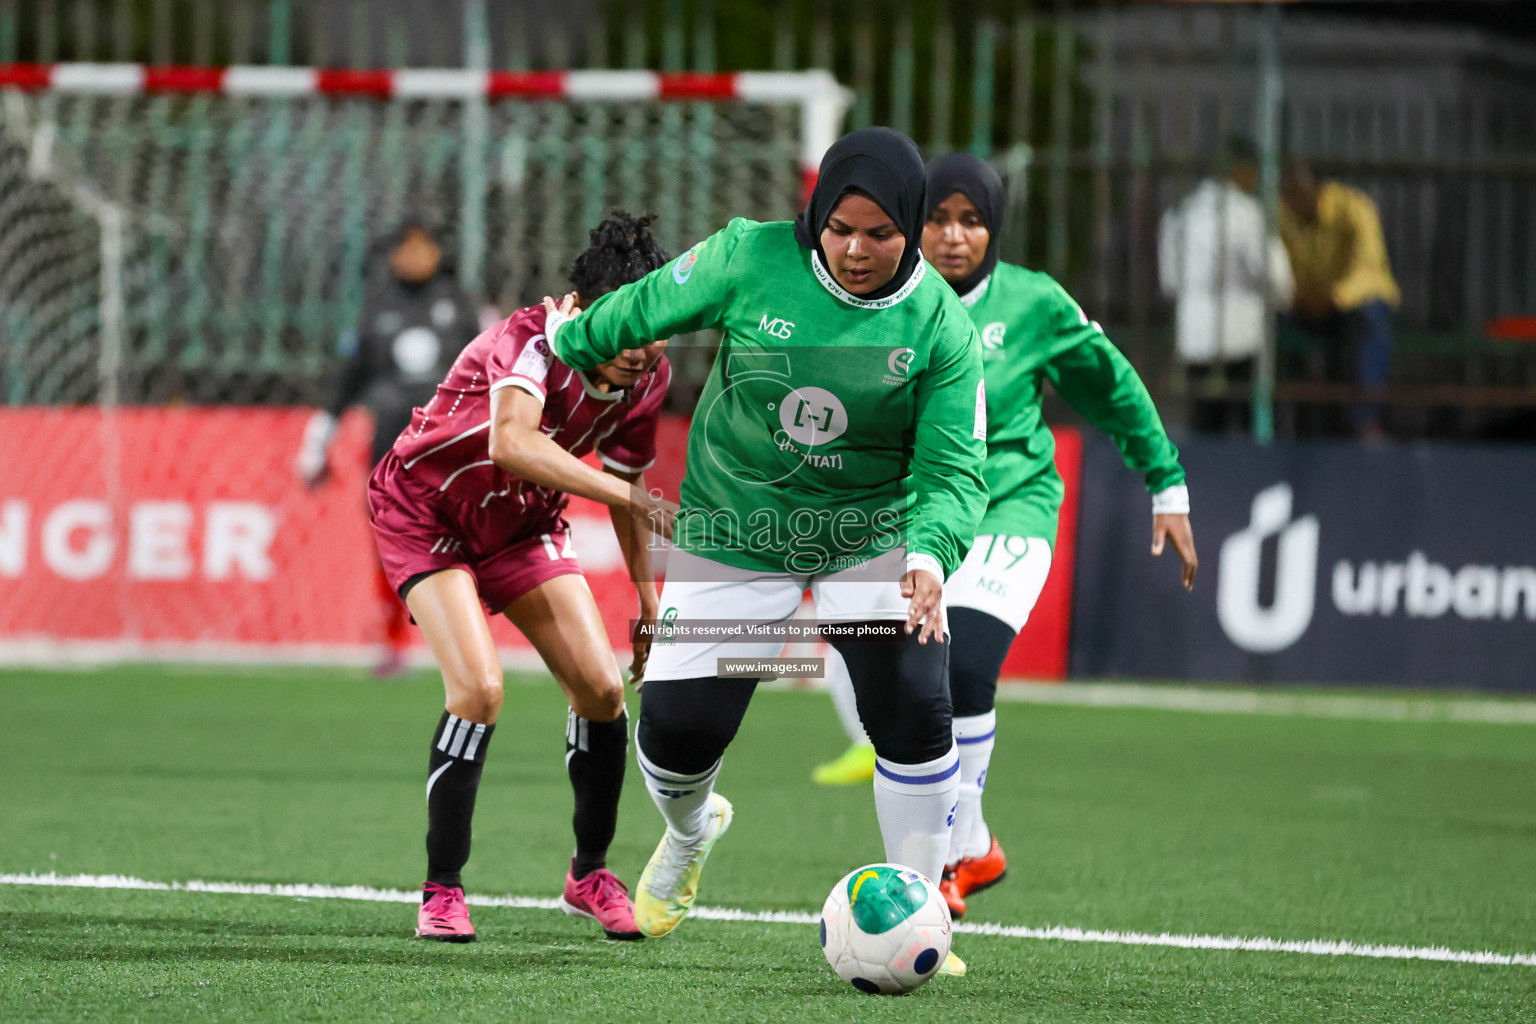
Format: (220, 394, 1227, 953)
(7, 646, 1534, 726)
(3, 872, 1532, 968)
(990, 681, 1536, 725)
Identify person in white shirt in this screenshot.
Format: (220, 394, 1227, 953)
(1159, 138, 1293, 434)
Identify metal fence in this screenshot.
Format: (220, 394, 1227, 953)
(5, 1, 1536, 432)
(0, 83, 812, 405)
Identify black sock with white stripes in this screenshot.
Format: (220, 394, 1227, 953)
(566, 708, 629, 880)
(425, 711, 495, 892)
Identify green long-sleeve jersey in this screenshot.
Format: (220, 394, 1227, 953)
(966, 261, 1185, 545)
(549, 218, 988, 578)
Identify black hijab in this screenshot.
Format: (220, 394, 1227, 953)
(793, 127, 928, 302)
(925, 152, 1004, 298)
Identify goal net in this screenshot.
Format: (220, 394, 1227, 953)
(0, 65, 847, 664)
(0, 65, 848, 406)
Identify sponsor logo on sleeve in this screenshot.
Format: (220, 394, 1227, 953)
(973, 380, 988, 440)
(672, 241, 705, 284)
(510, 333, 554, 382)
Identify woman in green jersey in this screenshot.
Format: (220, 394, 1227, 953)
(542, 128, 985, 975)
(814, 152, 1199, 920)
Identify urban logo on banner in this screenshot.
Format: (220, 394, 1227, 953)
(1070, 437, 1536, 689)
(1215, 480, 1536, 655)
(1216, 483, 1319, 654)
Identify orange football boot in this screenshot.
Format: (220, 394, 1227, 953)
(939, 869, 967, 918)
(949, 834, 1008, 900)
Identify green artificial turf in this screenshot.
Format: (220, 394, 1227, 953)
(1, 666, 1533, 1023)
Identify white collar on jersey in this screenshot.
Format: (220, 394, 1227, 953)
(957, 274, 993, 308)
(578, 369, 627, 402)
(810, 249, 927, 310)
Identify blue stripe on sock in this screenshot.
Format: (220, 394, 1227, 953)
(956, 729, 996, 745)
(638, 758, 716, 786)
(874, 758, 960, 786)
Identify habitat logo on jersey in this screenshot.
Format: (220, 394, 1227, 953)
(882, 347, 916, 386)
(778, 386, 848, 447)
(672, 242, 705, 284)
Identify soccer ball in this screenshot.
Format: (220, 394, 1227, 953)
(819, 863, 952, 995)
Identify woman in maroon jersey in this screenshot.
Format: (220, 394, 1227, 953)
(367, 212, 676, 942)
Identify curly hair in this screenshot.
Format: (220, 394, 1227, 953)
(568, 210, 670, 302)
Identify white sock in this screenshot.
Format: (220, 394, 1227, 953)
(636, 741, 719, 842)
(871, 744, 960, 885)
(948, 711, 997, 864)
(824, 649, 870, 746)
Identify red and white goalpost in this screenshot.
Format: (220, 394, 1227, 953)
(0, 64, 849, 666)
(0, 63, 847, 199)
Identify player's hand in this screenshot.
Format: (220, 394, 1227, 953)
(628, 598, 658, 690)
(628, 643, 651, 692)
(1152, 513, 1198, 590)
(900, 569, 946, 645)
(627, 636, 652, 691)
(628, 483, 678, 541)
(542, 292, 581, 320)
(628, 638, 652, 692)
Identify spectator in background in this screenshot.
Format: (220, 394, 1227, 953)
(1159, 137, 1293, 435)
(295, 218, 480, 675)
(1279, 158, 1400, 437)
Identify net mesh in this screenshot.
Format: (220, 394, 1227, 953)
(0, 90, 806, 407)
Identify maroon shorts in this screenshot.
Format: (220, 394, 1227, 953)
(367, 453, 583, 614)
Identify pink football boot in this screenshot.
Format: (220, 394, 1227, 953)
(416, 882, 476, 942)
(559, 863, 644, 940)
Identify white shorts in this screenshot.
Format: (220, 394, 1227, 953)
(646, 547, 931, 681)
(945, 535, 1053, 635)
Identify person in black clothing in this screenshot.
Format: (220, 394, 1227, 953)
(295, 218, 481, 674)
